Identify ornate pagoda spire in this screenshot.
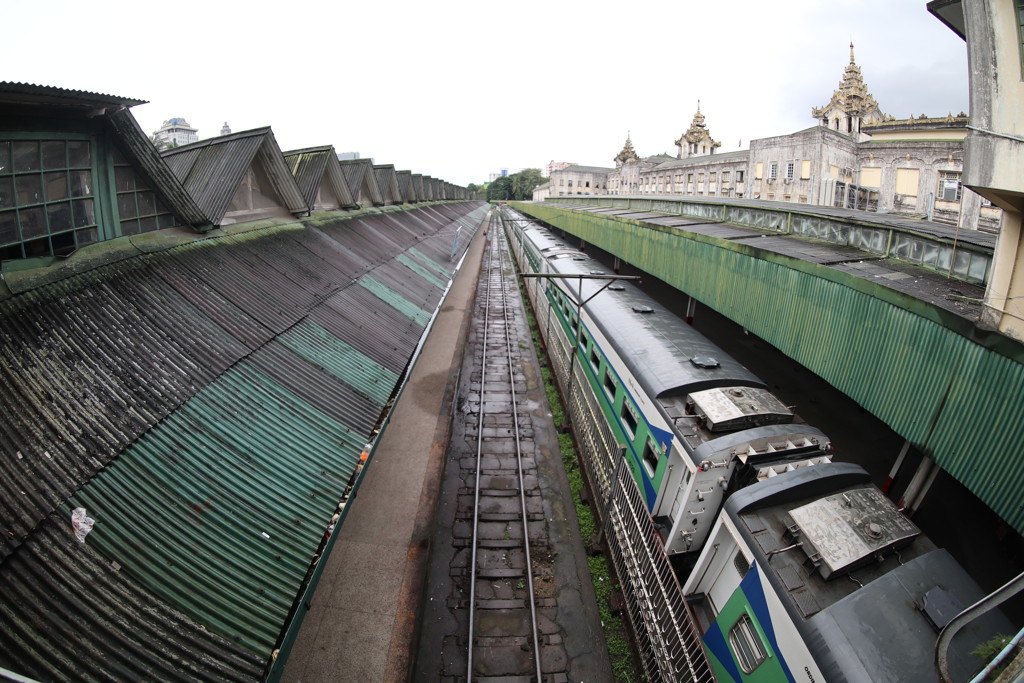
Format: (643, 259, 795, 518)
(675, 101, 721, 159)
(614, 132, 640, 167)
(812, 42, 883, 131)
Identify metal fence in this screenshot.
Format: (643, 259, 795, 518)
(533, 285, 713, 682)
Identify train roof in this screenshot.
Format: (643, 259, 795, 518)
(723, 463, 1011, 682)
(520, 225, 764, 400)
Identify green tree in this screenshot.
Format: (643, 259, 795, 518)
(511, 168, 544, 200)
(487, 175, 514, 201)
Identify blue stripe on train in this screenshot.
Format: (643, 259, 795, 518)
(703, 621, 744, 683)
(743, 563, 796, 683)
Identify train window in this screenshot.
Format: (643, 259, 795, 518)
(589, 347, 601, 372)
(734, 552, 750, 577)
(621, 401, 638, 439)
(603, 370, 617, 399)
(728, 613, 768, 673)
(642, 439, 659, 477)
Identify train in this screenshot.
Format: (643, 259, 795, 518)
(501, 206, 1011, 682)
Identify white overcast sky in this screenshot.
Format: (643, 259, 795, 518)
(3, 0, 967, 187)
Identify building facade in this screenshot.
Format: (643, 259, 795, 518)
(598, 45, 1000, 233)
(929, 0, 1024, 337)
(548, 164, 614, 196)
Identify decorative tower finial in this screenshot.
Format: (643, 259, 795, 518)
(614, 133, 640, 167)
(675, 103, 721, 159)
(811, 43, 884, 133)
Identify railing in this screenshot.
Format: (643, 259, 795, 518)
(538, 297, 714, 683)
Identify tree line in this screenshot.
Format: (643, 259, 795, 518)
(467, 168, 545, 202)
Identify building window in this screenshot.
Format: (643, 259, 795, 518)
(0, 138, 99, 260)
(769, 162, 778, 180)
(721, 171, 731, 182)
(687, 173, 694, 183)
(698, 173, 704, 183)
(709, 172, 717, 182)
(939, 171, 963, 202)
(113, 147, 180, 237)
(785, 162, 795, 180)
(728, 613, 768, 674)
(737, 170, 745, 182)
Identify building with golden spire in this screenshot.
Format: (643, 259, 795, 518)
(675, 102, 722, 159)
(811, 43, 885, 135)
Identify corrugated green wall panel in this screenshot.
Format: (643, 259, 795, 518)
(518, 202, 1024, 534)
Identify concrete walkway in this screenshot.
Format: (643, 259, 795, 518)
(282, 216, 488, 682)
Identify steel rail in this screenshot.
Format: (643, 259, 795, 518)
(467, 214, 543, 681)
(494, 226, 544, 682)
(465, 216, 494, 678)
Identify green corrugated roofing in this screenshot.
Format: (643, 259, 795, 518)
(65, 363, 365, 654)
(407, 246, 454, 280)
(396, 253, 449, 290)
(279, 320, 399, 405)
(358, 276, 431, 326)
(516, 201, 1024, 534)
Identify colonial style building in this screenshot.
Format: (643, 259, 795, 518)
(548, 163, 614, 197)
(593, 44, 1000, 233)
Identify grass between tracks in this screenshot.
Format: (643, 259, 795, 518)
(518, 289, 640, 682)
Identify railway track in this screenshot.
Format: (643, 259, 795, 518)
(414, 212, 609, 682)
(463, 217, 544, 681)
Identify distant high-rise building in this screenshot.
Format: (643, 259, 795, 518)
(220, 122, 231, 135)
(152, 117, 198, 148)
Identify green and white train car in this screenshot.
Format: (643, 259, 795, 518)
(503, 208, 1011, 682)
(506, 212, 832, 555)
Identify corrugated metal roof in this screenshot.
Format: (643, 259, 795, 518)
(0, 81, 146, 109)
(373, 164, 402, 205)
(162, 128, 308, 225)
(283, 146, 356, 211)
(0, 201, 487, 678)
(397, 170, 413, 203)
(106, 108, 211, 229)
(339, 158, 385, 206)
